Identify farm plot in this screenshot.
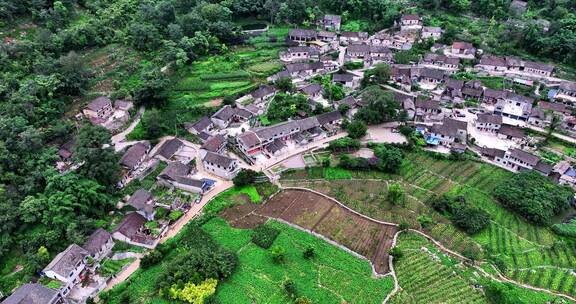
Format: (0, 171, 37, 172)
(221, 189, 398, 274)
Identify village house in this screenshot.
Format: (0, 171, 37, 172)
(336, 96, 361, 118)
(415, 99, 442, 120)
(391, 66, 413, 91)
(346, 44, 370, 60)
(444, 78, 465, 102)
(202, 151, 240, 180)
(112, 212, 155, 248)
(300, 83, 324, 100)
(501, 148, 551, 174)
(318, 30, 337, 42)
(200, 134, 227, 158)
(42, 244, 88, 296)
(428, 118, 468, 145)
(1, 283, 66, 304)
(528, 107, 551, 127)
(322, 15, 341, 31)
(421, 26, 442, 40)
(556, 81, 576, 103)
(369, 46, 394, 63)
(267, 70, 291, 82)
(288, 29, 317, 43)
(156, 161, 211, 193)
(497, 124, 526, 143)
(250, 85, 277, 103)
(83, 228, 114, 262)
(83, 96, 114, 122)
(475, 113, 503, 132)
(114, 100, 133, 112)
(332, 73, 360, 89)
(418, 68, 446, 86)
(510, 0, 528, 15)
(119, 141, 151, 183)
(394, 92, 416, 120)
(211, 105, 253, 128)
(480, 147, 506, 163)
(448, 42, 476, 59)
(422, 53, 460, 70)
(528, 101, 570, 127)
(185, 116, 215, 136)
(538, 100, 571, 116)
(340, 31, 368, 44)
(399, 14, 422, 31)
(482, 88, 507, 104)
(285, 62, 325, 79)
(280, 46, 320, 62)
(236, 112, 342, 157)
(494, 92, 533, 121)
(554, 161, 576, 187)
(462, 80, 483, 100)
(477, 55, 507, 72)
(506, 57, 555, 77)
(126, 189, 156, 220)
(154, 138, 183, 161)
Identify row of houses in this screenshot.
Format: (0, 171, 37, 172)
(476, 54, 555, 78)
(236, 111, 343, 158)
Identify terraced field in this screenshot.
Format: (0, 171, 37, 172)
(281, 151, 576, 298)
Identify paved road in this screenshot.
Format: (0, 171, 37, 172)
(526, 125, 576, 144)
(111, 106, 145, 152)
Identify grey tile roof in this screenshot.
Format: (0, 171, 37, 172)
(341, 31, 368, 38)
(120, 141, 150, 170)
(538, 101, 569, 114)
(212, 105, 236, 121)
(127, 189, 153, 211)
(288, 28, 317, 38)
(477, 113, 502, 125)
(431, 118, 467, 138)
(43, 244, 88, 278)
(422, 26, 442, 33)
(203, 151, 235, 168)
(483, 88, 506, 99)
(296, 117, 321, 130)
(510, 148, 540, 166)
(559, 81, 576, 92)
(1, 283, 60, 304)
(524, 61, 554, 72)
(480, 55, 507, 67)
(347, 44, 370, 53)
(415, 99, 440, 110)
(401, 14, 421, 21)
(86, 96, 111, 111)
(114, 213, 146, 239)
(481, 147, 506, 158)
(534, 160, 553, 175)
(452, 41, 475, 50)
(174, 177, 205, 188)
(420, 68, 445, 80)
(201, 134, 226, 152)
(333, 73, 354, 82)
(237, 131, 261, 148)
(316, 111, 343, 125)
(446, 78, 464, 90)
(186, 116, 213, 133)
(301, 83, 323, 95)
(159, 162, 190, 181)
(156, 138, 183, 159)
(83, 228, 112, 255)
(498, 125, 525, 138)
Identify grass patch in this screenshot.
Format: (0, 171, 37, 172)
(111, 241, 147, 254)
(99, 258, 135, 277)
(203, 218, 394, 303)
(324, 167, 353, 180)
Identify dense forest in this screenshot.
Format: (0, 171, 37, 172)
(1, 0, 576, 294)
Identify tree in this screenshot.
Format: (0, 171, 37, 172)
(362, 63, 391, 86)
(133, 67, 169, 106)
(387, 183, 405, 206)
(388, 247, 403, 259)
(303, 246, 315, 259)
(233, 169, 258, 187)
(547, 112, 562, 136)
(271, 246, 286, 263)
(323, 83, 344, 101)
(283, 280, 297, 299)
(128, 22, 161, 51)
(274, 77, 294, 92)
(141, 108, 167, 139)
(354, 86, 400, 124)
(346, 120, 367, 139)
(168, 278, 218, 304)
(374, 145, 403, 173)
(74, 124, 120, 188)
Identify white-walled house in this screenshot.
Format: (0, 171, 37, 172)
(83, 228, 114, 262)
(202, 152, 240, 180)
(42, 244, 88, 296)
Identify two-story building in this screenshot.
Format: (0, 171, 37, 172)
(475, 113, 503, 132)
(202, 152, 240, 180)
(280, 46, 320, 62)
(126, 189, 156, 220)
(83, 96, 114, 122)
(399, 14, 422, 31)
(288, 29, 317, 43)
(448, 42, 476, 59)
(119, 141, 151, 183)
(494, 92, 533, 121)
(2, 284, 66, 304)
(421, 27, 442, 40)
(83, 228, 114, 262)
(42, 244, 88, 296)
(322, 15, 341, 31)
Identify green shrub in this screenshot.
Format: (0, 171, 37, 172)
(271, 245, 286, 263)
(251, 225, 280, 249)
(552, 219, 576, 237)
(168, 210, 184, 221)
(141, 250, 163, 269)
(303, 246, 315, 259)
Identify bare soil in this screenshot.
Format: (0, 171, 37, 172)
(219, 189, 398, 274)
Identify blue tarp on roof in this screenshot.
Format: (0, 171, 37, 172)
(201, 178, 217, 190)
(548, 89, 558, 100)
(566, 168, 576, 177)
(425, 134, 440, 145)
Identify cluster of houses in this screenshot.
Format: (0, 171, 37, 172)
(81, 96, 134, 131)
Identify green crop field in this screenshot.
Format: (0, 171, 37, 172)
(203, 218, 394, 304)
(281, 151, 576, 298)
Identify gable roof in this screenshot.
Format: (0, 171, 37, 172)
(159, 162, 190, 181)
(422, 26, 442, 33)
(203, 151, 235, 168)
(559, 81, 576, 92)
(201, 134, 226, 152)
(323, 14, 341, 23)
(86, 96, 111, 111)
(538, 101, 570, 115)
(481, 147, 506, 158)
(316, 111, 343, 125)
(2, 283, 60, 304)
(318, 30, 336, 38)
(431, 118, 467, 137)
(452, 41, 475, 50)
(83, 228, 112, 255)
(347, 44, 370, 53)
(401, 14, 421, 21)
(289, 28, 317, 38)
(114, 213, 146, 238)
(420, 68, 445, 80)
(186, 116, 213, 133)
(446, 78, 464, 90)
(480, 55, 507, 67)
(483, 88, 507, 99)
(301, 83, 324, 95)
(212, 105, 236, 121)
(499, 125, 525, 138)
(120, 141, 150, 170)
(415, 99, 440, 110)
(127, 189, 154, 212)
(156, 138, 183, 159)
(341, 31, 368, 38)
(477, 113, 503, 125)
(510, 148, 540, 166)
(237, 131, 261, 148)
(534, 160, 553, 175)
(43, 244, 88, 278)
(333, 73, 354, 82)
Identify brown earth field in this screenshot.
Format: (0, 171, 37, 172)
(219, 189, 398, 274)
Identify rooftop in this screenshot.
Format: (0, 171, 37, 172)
(43, 244, 88, 278)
